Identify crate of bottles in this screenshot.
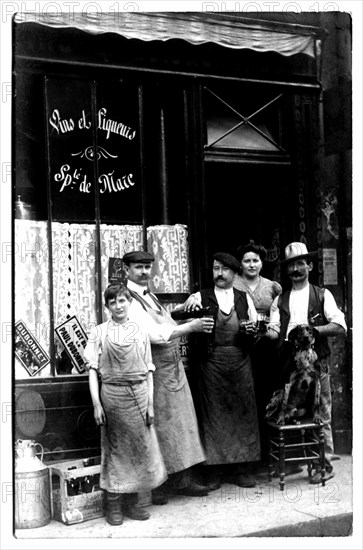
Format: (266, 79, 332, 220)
(50, 456, 104, 525)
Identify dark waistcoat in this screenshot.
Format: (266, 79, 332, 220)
(189, 287, 250, 360)
(277, 284, 330, 359)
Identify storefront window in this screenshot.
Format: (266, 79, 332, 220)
(14, 75, 146, 379)
(203, 85, 287, 156)
(14, 74, 193, 380)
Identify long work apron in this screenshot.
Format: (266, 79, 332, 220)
(134, 294, 206, 474)
(99, 336, 167, 493)
(199, 308, 261, 465)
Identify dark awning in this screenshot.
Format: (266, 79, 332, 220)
(14, 11, 320, 58)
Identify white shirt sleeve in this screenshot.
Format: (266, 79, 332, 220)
(267, 296, 281, 335)
(128, 299, 174, 344)
(323, 289, 347, 331)
(143, 332, 156, 372)
(84, 324, 104, 371)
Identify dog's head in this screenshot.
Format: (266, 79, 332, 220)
(288, 324, 315, 350)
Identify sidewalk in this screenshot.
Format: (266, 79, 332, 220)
(14, 455, 353, 540)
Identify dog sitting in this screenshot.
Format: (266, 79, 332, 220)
(265, 324, 322, 425)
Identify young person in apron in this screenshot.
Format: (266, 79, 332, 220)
(84, 284, 167, 525)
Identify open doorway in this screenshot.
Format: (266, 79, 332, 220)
(203, 162, 294, 284)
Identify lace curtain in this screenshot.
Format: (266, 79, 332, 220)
(14, 220, 191, 379)
(14, 221, 52, 378)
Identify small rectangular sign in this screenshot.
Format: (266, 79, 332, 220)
(14, 320, 50, 377)
(323, 248, 338, 285)
(108, 257, 127, 285)
(55, 316, 88, 374)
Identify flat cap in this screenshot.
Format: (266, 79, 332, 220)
(213, 252, 240, 273)
(122, 250, 155, 264)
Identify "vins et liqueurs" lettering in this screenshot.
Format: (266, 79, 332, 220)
(50, 106, 137, 194)
(49, 107, 136, 140)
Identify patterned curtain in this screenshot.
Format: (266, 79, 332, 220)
(147, 224, 190, 293)
(99, 224, 144, 299)
(14, 220, 52, 378)
(52, 223, 98, 331)
(14, 221, 191, 379)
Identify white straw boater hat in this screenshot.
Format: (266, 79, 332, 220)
(281, 242, 318, 264)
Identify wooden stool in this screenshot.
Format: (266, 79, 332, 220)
(266, 420, 326, 491)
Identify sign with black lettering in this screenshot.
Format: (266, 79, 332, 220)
(55, 316, 88, 374)
(45, 77, 141, 223)
(14, 321, 50, 377)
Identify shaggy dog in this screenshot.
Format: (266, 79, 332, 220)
(265, 324, 322, 425)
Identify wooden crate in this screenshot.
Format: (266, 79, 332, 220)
(50, 456, 104, 525)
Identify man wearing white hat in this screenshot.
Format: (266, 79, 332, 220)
(267, 242, 347, 484)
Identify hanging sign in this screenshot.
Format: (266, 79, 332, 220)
(55, 316, 88, 374)
(14, 321, 50, 377)
(108, 257, 127, 285)
(323, 248, 338, 285)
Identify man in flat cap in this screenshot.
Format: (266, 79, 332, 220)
(122, 250, 214, 502)
(183, 252, 261, 489)
(267, 242, 347, 483)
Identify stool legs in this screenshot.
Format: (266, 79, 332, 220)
(318, 423, 326, 487)
(267, 439, 274, 482)
(278, 429, 286, 491)
(267, 422, 326, 491)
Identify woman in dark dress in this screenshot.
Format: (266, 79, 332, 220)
(234, 241, 282, 463)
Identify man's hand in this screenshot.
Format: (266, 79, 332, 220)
(184, 294, 202, 312)
(190, 316, 214, 333)
(239, 320, 258, 335)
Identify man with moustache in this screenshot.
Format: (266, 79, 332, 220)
(122, 250, 214, 502)
(184, 252, 261, 488)
(267, 242, 347, 484)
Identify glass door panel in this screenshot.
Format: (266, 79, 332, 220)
(45, 78, 95, 222)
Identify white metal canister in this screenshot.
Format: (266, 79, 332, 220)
(15, 439, 51, 529)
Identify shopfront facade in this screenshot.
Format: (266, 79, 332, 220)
(13, 11, 352, 462)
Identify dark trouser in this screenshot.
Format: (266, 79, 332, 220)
(314, 366, 334, 473)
